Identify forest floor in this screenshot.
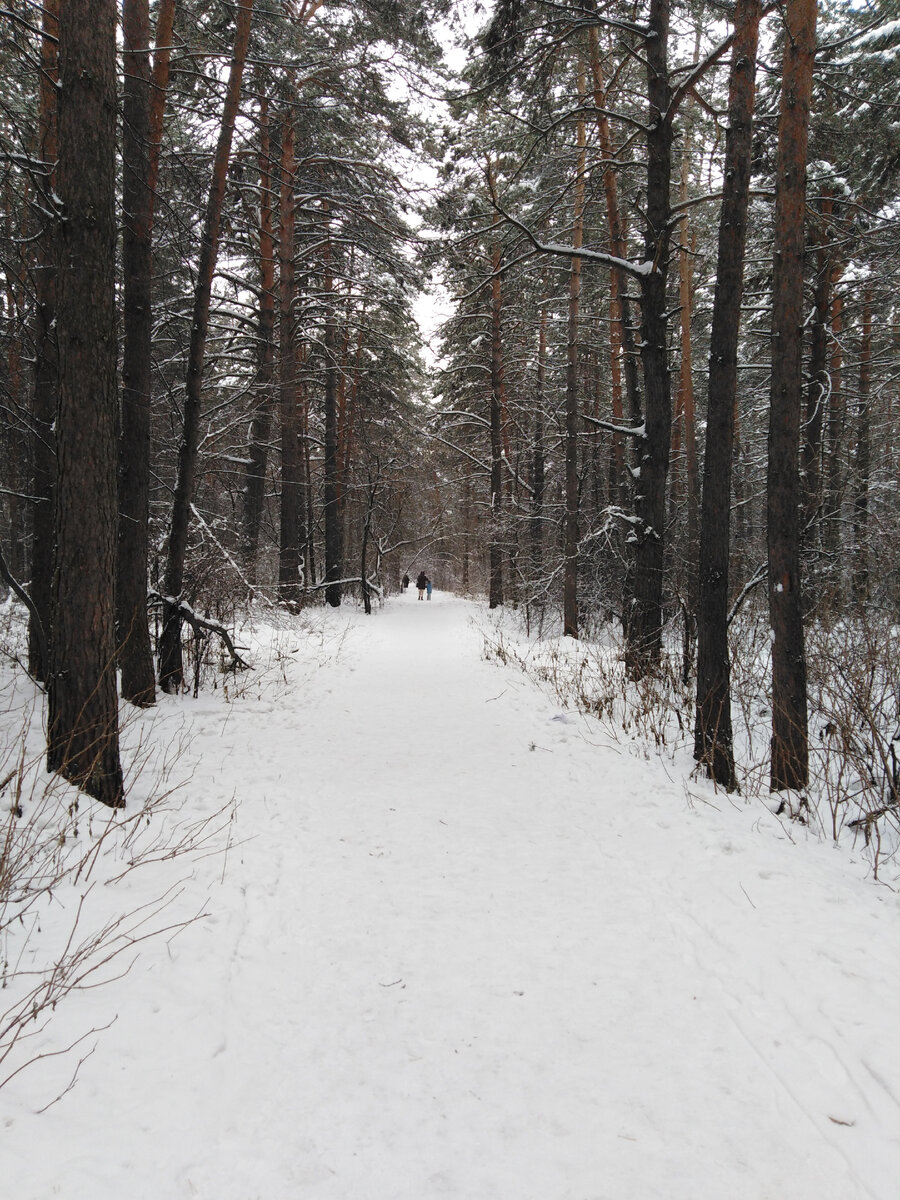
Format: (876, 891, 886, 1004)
(4, 591, 900, 1199)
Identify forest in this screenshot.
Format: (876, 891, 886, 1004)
(0, 0, 897, 809)
(3, 1, 900, 1189)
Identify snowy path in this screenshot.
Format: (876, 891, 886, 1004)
(7, 593, 900, 1198)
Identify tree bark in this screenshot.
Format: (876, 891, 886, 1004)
(801, 193, 834, 541)
(675, 161, 700, 589)
(158, 0, 254, 692)
(694, 0, 762, 790)
(530, 305, 547, 611)
(117, 0, 156, 706)
(767, 0, 816, 793)
(323, 232, 343, 607)
(852, 285, 872, 607)
(47, 0, 123, 805)
(488, 207, 505, 610)
(625, 0, 673, 675)
(822, 282, 844, 597)
(29, 0, 59, 682)
(147, 0, 176, 203)
(588, 26, 639, 507)
(564, 65, 587, 639)
(277, 113, 302, 604)
(242, 97, 277, 573)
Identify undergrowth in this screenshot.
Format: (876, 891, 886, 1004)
(478, 604, 900, 879)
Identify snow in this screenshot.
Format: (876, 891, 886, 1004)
(4, 593, 900, 1198)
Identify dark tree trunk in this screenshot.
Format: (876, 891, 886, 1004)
(675, 170, 699, 599)
(1, 235, 27, 583)
(801, 194, 834, 542)
(564, 74, 586, 639)
(323, 247, 343, 607)
(303, 394, 316, 586)
(47, 0, 123, 805)
(852, 286, 872, 607)
(158, 0, 254, 692)
(768, 0, 816, 793)
(625, 0, 673, 675)
(530, 306, 547, 609)
(694, 0, 762, 791)
(488, 225, 505, 610)
(117, 0, 156, 707)
(822, 284, 844, 599)
(277, 114, 302, 604)
(29, 0, 59, 682)
(242, 97, 276, 573)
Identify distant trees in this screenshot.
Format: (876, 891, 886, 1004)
(0, 0, 898, 807)
(157, 0, 255, 694)
(430, 0, 900, 795)
(0, 0, 446, 801)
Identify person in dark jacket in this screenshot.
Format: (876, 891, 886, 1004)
(401, 574, 410, 591)
(416, 570, 428, 600)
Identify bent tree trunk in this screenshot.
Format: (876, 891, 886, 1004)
(48, 0, 123, 805)
(768, 0, 816, 792)
(158, 0, 254, 692)
(694, 0, 762, 790)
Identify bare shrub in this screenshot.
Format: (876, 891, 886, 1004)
(480, 603, 900, 878)
(0, 665, 234, 1100)
(478, 611, 692, 755)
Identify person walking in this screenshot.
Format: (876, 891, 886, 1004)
(416, 570, 428, 600)
(401, 574, 410, 591)
(426, 578, 433, 601)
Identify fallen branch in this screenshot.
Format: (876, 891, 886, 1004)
(147, 593, 250, 673)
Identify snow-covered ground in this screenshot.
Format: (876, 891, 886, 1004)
(4, 591, 900, 1198)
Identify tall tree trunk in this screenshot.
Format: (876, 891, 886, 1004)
(303, 381, 316, 586)
(323, 236, 343, 607)
(29, 0, 59, 681)
(530, 305, 547, 611)
(588, 26, 639, 506)
(852, 286, 872, 607)
(564, 66, 587, 639)
(693, 0, 762, 791)
(242, 97, 276, 573)
(117, 0, 156, 707)
(158, 0, 254, 692)
(47, 0, 123, 805)
(625, 0, 673, 675)
(768, 0, 816, 793)
(3, 190, 27, 583)
(675, 163, 700, 592)
(277, 113, 302, 605)
(822, 282, 844, 599)
(488, 208, 505, 610)
(147, 0, 176, 203)
(801, 193, 834, 543)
